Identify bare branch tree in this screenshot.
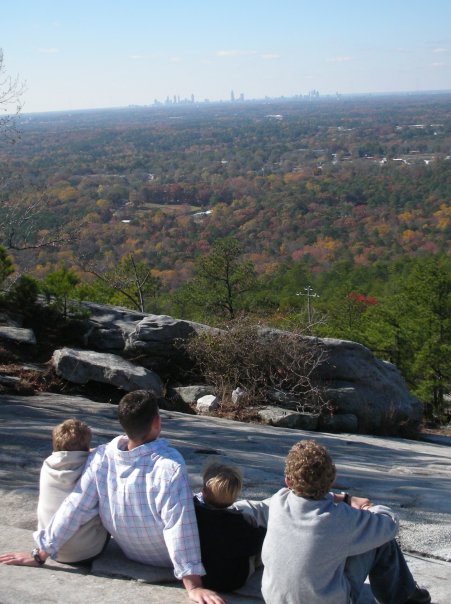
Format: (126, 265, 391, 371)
(0, 49, 26, 143)
(79, 253, 161, 312)
(0, 194, 78, 251)
(0, 52, 74, 256)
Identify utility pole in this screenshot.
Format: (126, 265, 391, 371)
(296, 285, 319, 324)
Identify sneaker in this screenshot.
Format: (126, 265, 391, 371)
(404, 584, 431, 604)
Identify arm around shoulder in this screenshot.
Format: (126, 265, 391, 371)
(34, 452, 101, 557)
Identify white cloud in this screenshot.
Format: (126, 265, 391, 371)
(130, 54, 144, 60)
(431, 61, 446, 67)
(37, 48, 59, 54)
(432, 47, 449, 53)
(327, 56, 352, 63)
(261, 53, 280, 60)
(170, 56, 182, 63)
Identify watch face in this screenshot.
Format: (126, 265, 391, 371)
(32, 548, 44, 565)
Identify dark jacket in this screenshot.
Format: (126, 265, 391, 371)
(194, 496, 266, 592)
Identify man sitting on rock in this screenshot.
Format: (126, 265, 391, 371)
(261, 439, 431, 604)
(0, 390, 225, 604)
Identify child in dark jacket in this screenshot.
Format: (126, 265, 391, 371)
(193, 461, 266, 592)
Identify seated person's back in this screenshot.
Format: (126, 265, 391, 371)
(37, 419, 108, 564)
(261, 440, 430, 604)
(194, 461, 266, 592)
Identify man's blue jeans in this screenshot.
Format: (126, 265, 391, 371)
(345, 539, 416, 604)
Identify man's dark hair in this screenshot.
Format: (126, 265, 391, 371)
(117, 390, 160, 440)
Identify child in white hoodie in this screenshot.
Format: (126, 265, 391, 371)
(37, 419, 108, 564)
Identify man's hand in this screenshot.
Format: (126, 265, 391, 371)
(183, 575, 226, 604)
(349, 496, 373, 510)
(0, 552, 40, 566)
(333, 492, 373, 510)
(187, 586, 226, 603)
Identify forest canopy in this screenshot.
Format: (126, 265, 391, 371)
(0, 93, 449, 416)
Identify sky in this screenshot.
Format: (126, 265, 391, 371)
(1, 0, 451, 114)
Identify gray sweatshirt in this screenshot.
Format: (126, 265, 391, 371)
(37, 450, 108, 563)
(261, 488, 398, 604)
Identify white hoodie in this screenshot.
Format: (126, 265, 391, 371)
(37, 450, 108, 563)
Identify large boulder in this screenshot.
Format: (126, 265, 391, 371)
(0, 326, 36, 345)
(67, 305, 423, 435)
(125, 314, 198, 355)
(126, 315, 218, 356)
(124, 314, 218, 372)
(168, 385, 216, 404)
(258, 406, 319, 430)
(251, 328, 422, 434)
(80, 302, 146, 352)
(316, 338, 422, 434)
(78, 306, 218, 374)
(52, 347, 163, 394)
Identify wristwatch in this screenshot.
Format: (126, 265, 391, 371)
(31, 548, 46, 565)
(342, 492, 351, 505)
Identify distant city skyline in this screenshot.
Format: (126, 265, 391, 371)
(2, 0, 451, 114)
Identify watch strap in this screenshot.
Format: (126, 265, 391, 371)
(31, 548, 46, 565)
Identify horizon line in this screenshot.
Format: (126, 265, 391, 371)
(18, 88, 451, 118)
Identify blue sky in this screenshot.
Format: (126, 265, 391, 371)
(2, 0, 451, 113)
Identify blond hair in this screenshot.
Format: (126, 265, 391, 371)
(202, 461, 243, 508)
(284, 440, 336, 500)
(52, 419, 92, 452)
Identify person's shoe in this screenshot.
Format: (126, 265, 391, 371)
(404, 584, 431, 604)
